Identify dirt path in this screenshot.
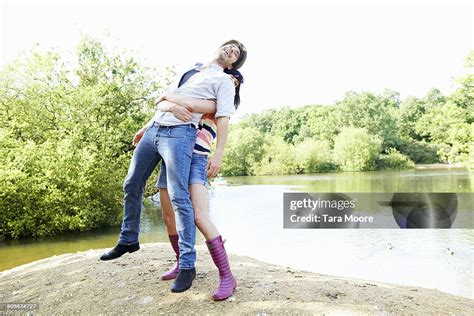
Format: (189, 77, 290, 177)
(0, 243, 472, 315)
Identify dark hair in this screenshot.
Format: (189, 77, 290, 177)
(224, 68, 244, 109)
(221, 39, 247, 70)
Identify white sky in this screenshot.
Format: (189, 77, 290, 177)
(1, 0, 473, 118)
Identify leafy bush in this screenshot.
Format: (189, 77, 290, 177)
(337, 90, 401, 150)
(254, 136, 299, 175)
(220, 127, 266, 176)
(0, 135, 124, 238)
(0, 37, 168, 239)
(397, 140, 440, 164)
(333, 127, 382, 171)
(416, 100, 472, 163)
(377, 148, 415, 170)
(294, 139, 336, 173)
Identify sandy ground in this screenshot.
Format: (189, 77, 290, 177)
(0, 243, 472, 315)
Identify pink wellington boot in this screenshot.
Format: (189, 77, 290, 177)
(206, 236, 237, 300)
(161, 235, 180, 281)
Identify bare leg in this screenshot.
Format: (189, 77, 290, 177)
(190, 184, 219, 240)
(160, 188, 177, 235)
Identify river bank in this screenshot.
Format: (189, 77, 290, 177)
(0, 243, 472, 315)
(414, 163, 468, 170)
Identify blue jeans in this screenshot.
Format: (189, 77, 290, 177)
(118, 123, 197, 269)
(157, 153, 209, 188)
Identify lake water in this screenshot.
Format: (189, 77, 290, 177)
(1, 167, 473, 298)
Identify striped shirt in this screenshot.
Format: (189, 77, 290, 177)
(194, 113, 217, 155)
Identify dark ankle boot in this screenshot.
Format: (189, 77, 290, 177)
(206, 236, 237, 300)
(161, 235, 180, 281)
(170, 268, 196, 293)
(99, 242, 140, 261)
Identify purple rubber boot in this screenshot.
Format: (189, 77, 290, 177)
(206, 236, 237, 300)
(161, 234, 180, 281)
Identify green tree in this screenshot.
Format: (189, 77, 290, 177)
(294, 105, 340, 146)
(399, 96, 427, 140)
(397, 140, 440, 164)
(294, 139, 335, 173)
(0, 37, 167, 239)
(254, 136, 299, 175)
(238, 111, 275, 135)
(449, 52, 474, 122)
(220, 126, 266, 176)
(416, 101, 471, 162)
(269, 108, 309, 144)
(333, 127, 382, 171)
(337, 90, 400, 150)
(377, 148, 415, 170)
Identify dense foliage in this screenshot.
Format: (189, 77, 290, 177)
(333, 127, 382, 172)
(0, 38, 168, 239)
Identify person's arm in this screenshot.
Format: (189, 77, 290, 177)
(206, 116, 230, 178)
(164, 93, 216, 113)
(206, 77, 235, 177)
(156, 100, 193, 122)
(132, 95, 167, 146)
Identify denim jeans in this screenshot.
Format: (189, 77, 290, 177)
(118, 123, 197, 269)
(157, 153, 209, 188)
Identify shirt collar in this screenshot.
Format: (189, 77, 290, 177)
(208, 63, 224, 71)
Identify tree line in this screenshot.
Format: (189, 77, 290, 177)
(221, 58, 473, 176)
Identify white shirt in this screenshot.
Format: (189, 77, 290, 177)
(151, 63, 235, 128)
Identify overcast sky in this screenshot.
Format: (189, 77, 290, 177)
(1, 0, 472, 118)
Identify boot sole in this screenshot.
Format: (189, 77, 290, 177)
(212, 281, 237, 301)
(170, 275, 196, 293)
(100, 246, 139, 261)
(161, 273, 178, 281)
(129, 247, 140, 253)
(171, 286, 191, 293)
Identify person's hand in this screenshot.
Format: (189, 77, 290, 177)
(170, 104, 193, 122)
(154, 94, 167, 108)
(132, 127, 146, 147)
(207, 155, 222, 178)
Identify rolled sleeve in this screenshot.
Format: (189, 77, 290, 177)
(215, 78, 235, 118)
